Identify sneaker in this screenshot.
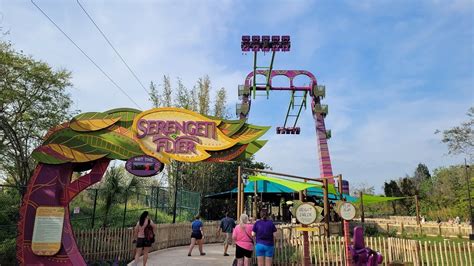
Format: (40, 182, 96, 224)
(224, 253, 230, 256)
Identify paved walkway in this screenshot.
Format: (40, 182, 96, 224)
(130, 243, 234, 266)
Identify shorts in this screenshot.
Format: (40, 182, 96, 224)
(191, 231, 203, 240)
(136, 238, 152, 248)
(224, 232, 232, 245)
(255, 243, 274, 257)
(235, 244, 253, 258)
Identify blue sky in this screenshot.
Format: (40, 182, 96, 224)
(1, 0, 472, 193)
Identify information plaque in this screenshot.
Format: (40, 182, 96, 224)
(32, 206, 65, 256)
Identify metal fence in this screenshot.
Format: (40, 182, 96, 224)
(0, 184, 200, 265)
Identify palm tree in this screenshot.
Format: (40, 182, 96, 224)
(101, 165, 143, 227)
(101, 165, 126, 227)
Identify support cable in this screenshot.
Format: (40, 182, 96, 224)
(76, 0, 149, 94)
(31, 0, 141, 108)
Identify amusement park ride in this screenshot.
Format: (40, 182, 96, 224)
(237, 35, 335, 182)
(237, 35, 382, 266)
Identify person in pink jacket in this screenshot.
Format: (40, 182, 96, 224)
(232, 214, 254, 266)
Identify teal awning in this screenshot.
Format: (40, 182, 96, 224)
(205, 179, 358, 203)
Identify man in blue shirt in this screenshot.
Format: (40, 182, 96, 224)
(217, 212, 236, 256)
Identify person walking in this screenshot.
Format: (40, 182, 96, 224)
(188, 215, 206, 256)
(252, 209, 277, 266)
(133, 211, 157, 266)
(232, 214, 254, 266)
(217, 212, 236, 256)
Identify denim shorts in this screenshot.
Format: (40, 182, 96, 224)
(255, 243, 274, 257)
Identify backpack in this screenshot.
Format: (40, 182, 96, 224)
(144, 219, 155, 243)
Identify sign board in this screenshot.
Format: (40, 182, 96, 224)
(296, 227, 319, 232)
(125, 155, 164, 177)
(339, 202, 356, 220)
(73, 207, 80, 214)
(295, 203, 318, 225)
(32, 206, 65, 256)
(133, 108, 239, 163)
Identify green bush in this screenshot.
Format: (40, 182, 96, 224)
(0, 237, 16, 265)
(364, 225, 379, 236)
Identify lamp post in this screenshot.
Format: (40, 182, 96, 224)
(464, 159, 474, 240)
(172, 161, 180, 224)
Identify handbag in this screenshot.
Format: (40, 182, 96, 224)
(144, 219, 155, 244)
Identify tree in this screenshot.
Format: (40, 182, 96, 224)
(419, 165, 472, 221)
(100, 165, 141, 227)
(436, 107, 474, 159)
(174, 78, 192, 109)
(399, 176, 417, 214)
(413, 163, 431, 195)
(197, 75, 211, 115)
(350, 182, 375, 197)
(214, 87, 227, 118)
(384, 180, 402, 214)
(149, 81, 161, 107)
(0, 41, 74, 194)
(162, 75, 172, 107)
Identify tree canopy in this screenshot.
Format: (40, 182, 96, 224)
(437, 107, 474, 160)
(0, 41, 74, 192)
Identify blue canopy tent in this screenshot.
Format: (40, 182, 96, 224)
(205, 179, 358, 202)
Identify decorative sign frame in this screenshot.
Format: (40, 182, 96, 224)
(18, 107, 269, 265)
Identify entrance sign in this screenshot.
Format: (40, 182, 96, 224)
(20, 107, 269, 265)
(125, 155, 164, 176)
(339, 202, 356, 220)
(32, 207, 65, 256)
(295, 203, 318, 225)
(133, 108, 238, 163)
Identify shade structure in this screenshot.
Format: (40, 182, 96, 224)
(355, 194, 407, 204)
(248, 175, 320, 191)
(205, 179, 358, 203)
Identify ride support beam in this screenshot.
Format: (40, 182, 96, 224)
(323, 178, 330, 237)
(338, 175, 344, 235)
(237, 166, 242, 220)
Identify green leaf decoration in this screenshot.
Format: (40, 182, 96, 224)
(231, 124, 270, 144)
(218, 119, 246, 136)
(70, 112, 120, 132)
(43, 127, 143, 162)
(32, 146, 71, 164)
(105, 108, 141, 130)
(38, 109, 270, 164)
(204, 144, 248, 162)
(234, 140, 268, 160)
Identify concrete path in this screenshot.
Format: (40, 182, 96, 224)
(130, 243, 234, 266)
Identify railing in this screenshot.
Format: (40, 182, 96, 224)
(75, 222, 474, 265)
(75, 221, 224, 262)
(274, 225, 473, 265)
(351, 220, 472, 239)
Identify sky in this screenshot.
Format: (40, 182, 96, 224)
(1, 0, 473, 193)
